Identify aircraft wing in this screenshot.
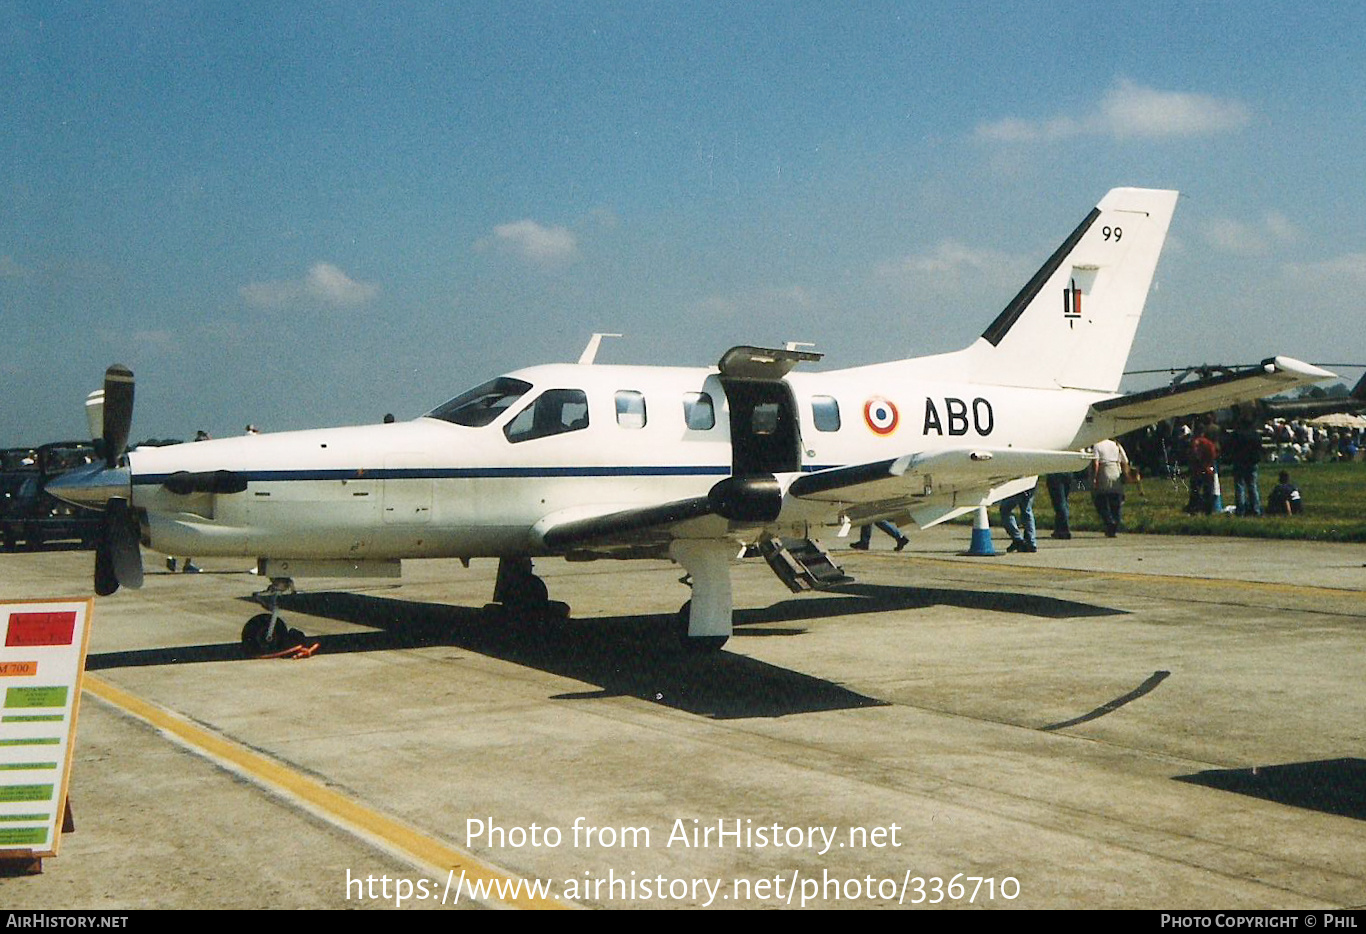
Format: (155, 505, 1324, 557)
(538, 447, 1094, 553)
(533, 498, 728, 555)
(1093, 356, 1334, 426)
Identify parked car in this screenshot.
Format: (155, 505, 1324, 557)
(1, 442, 102, 550)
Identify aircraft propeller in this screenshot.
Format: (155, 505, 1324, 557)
(48, 364, 145, 595)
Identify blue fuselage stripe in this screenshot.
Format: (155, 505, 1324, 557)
(133, 464, 843, 486)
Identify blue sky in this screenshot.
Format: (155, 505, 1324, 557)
(2, 2, 1363, 446)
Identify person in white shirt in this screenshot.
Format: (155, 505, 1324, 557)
(1092, 439, 1130, 537)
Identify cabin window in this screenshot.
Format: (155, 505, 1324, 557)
(615, 390, 647, 428)
(504, 389, 590, 443)
(683, 392, 715, 431)
(811, 396, 841, 432)
(427, 377, 532, 427)
(751, 402, 780, 435)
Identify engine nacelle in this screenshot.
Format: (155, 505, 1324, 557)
(707, 474, 782, 523)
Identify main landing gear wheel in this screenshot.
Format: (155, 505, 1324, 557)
(676, 601, 729, 653)
(488, 558, 570, 620)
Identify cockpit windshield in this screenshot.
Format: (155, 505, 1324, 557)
(426, 377, 532, 427)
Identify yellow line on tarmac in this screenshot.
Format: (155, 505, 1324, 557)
(901, 554, 1363, 597)
(83, 673, 569, 910)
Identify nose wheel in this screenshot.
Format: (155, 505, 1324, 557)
(243, 577, 307, 655)
(241, 613, 306, 654)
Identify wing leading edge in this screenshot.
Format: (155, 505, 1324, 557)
(1091, 356, 1334, 428)
(787, 447, 1093, 501)
(786, 447, 1093, 529)
(534, 446, 1094, 555)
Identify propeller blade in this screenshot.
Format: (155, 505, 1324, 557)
(102, 364, 135, 468)
(94, 528, 120, 596)
(106, 498, 144, 590)
(85, 389, 105, 442)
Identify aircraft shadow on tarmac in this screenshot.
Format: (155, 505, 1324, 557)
(90, 594, 882, 719)
(87, 583, 1122, 720)
(1174, 758, 1366, 822)
(829, 583, 1127, 620)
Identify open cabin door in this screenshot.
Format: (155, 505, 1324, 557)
(714, 346, 852, 591)
(717, 345, 818, 477)
(703, 346, 820, 524)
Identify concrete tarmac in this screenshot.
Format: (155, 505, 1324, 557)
(1, 526, 1364, 910)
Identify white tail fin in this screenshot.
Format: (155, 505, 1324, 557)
(906, 188, 1179, 393)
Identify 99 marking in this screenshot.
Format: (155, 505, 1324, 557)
(1102, 225, 1123, 241)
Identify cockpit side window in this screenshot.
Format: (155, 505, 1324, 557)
(427, 377, 532, 427)
(504, 389, 590, 443)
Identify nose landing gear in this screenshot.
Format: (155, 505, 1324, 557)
(242, 577, 309, 655)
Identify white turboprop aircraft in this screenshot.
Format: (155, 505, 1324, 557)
(50, 188, 1332, 653)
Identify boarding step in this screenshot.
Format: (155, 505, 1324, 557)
(760, 537, 856, 593)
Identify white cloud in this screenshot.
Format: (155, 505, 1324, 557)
(303, 262, 379, 305)
(240, 262, 379, 309)
(976, 80, 1251, 143)
(875, 241, 1023, 291)
(1285, 252, 1366, 285)
(690, 285, 815, 321)
(1200, 212, 1300, 256)
(130, 329, 180, 353)
(487, 219, 579, 264)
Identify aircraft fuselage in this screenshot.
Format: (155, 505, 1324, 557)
(130, 361, 1104, 562)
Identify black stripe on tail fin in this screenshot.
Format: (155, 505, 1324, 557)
(980, 208, 1101, 347)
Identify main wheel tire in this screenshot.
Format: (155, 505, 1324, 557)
(508, 574, 549, 607)
(499, 575, 558, 618)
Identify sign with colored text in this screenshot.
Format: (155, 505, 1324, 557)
(0, 598, 93, 858)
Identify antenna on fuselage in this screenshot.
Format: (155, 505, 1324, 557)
(578, 332, 624, 365)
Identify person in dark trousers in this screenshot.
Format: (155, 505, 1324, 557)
(850, 520, 909, 551)
(1091, 438, 1129, 537)
(1046, 472, 1073, 539)
(1227, 416, 1264, 517)
(999, 484, 1037, 552)
(1187, 424, 1220, 515)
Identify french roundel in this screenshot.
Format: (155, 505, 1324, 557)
(863, 398, 899, 435)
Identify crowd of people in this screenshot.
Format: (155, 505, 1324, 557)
(1116, 412, 1362, 520)
(1007, 410, 1349, 549)
(1125, 416, 1363, 477)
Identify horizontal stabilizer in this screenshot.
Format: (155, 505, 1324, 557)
(1093, 356, 1335, 426)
